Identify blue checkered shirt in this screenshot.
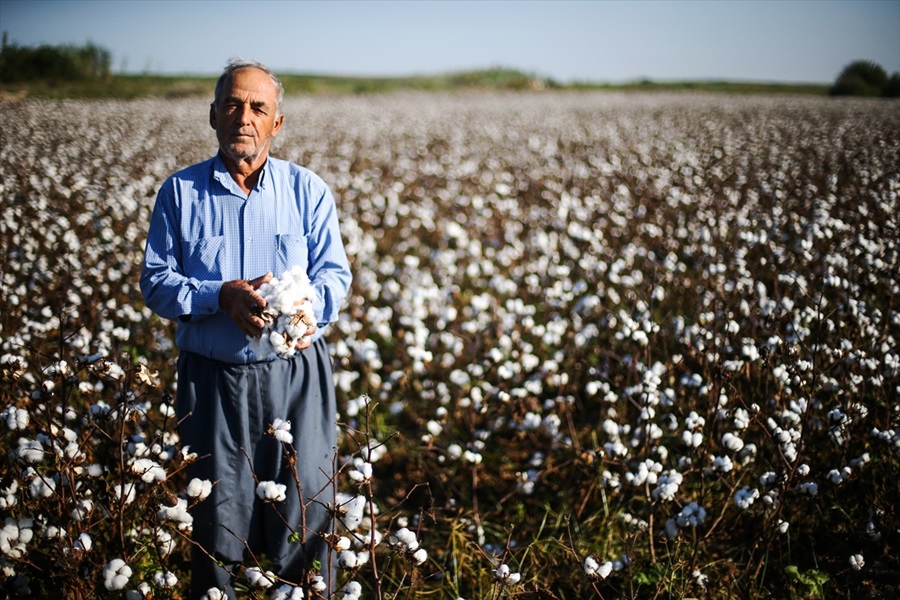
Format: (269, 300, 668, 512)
(141, 154, 352, 364)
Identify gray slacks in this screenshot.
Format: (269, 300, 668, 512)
(176, 338, 337, 598)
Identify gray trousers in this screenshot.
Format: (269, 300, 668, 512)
(176, 338, 337, 599)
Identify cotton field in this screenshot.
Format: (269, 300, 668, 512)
(1, 91, 899, 598)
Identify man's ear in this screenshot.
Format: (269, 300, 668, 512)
(272, 114, 284, 136)
(209, 103, 217, 130)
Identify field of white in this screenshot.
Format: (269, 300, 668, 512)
(1, 92, 898, 598)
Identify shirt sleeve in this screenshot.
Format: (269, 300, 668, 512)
(307, 183, 352, 327)
(140, 181, 223, 322)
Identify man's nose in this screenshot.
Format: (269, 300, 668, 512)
(237, 104, 253, 124)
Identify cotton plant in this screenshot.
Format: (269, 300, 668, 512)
(3, 86, 900, 599)
(248, 266, 319, 359)
(388, 527, 428, 566)
(492, 563, 522, 586)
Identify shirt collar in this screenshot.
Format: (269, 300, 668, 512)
(212, 152, 270, 194)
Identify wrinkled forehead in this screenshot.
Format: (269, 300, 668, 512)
(219, 67, 279, 105)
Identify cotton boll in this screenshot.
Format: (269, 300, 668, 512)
(152, 571, 178, 588)
(1, 406, 29, 430)
(256, 481, 287, 503)
(245, 566, 275, 589)
(157, 498, 193, 531)
(338, 550, 360, 569)
(201, 588, 227, 600)
(722, 432, 744, 452)
(273, 584, 305, 600)
(493, 563, 522, 585)
(186, 478, 213, 501)
(131, 458, 166, 483)
(103, 558, 132, 591)
(269, 419, 294, 444)
(734, 486, 759, 509)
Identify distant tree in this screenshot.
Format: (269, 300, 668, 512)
(829, 60, 898, 97)
(0, 33, 111, 83)
(885, 72, 900, 98)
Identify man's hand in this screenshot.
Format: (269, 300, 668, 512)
(219, 273, 273, 338)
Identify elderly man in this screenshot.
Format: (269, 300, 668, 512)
(141, 58, 352, 598)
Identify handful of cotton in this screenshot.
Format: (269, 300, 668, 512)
(248, 266, 318, 359)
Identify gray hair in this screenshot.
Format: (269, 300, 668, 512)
(213, 57, 285, 117)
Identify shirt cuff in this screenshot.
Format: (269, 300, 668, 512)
(191, 279, 225, 316)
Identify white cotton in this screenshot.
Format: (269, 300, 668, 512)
(28, 475, 55, 499)
(334, 493, 367, 530)
(390, 527, 419, 552)
(849, 554, 864, 571)
(201, 587, 227, 600)
(103, 558, 132, 591)
(1, 406, 29, 430)
(584, 555, 613, 579)
(186, 478, 213, 501)
(250, 266, 319, 359)
(734, 486, 759, 509)
(798, 481, 819, 496)
(157, 498, 193, 530)
(463, 450, 482, 464)
(0, 481, 18, 509)
(733, 408, 750, 430)
(722, 432, 745, 452)
(348, 462, 373, 483)
(493, 563, 522, 585)
(651, 470, 683, 501)
(245, 567, 275, 589)
(256, 481, 287, 503)
(114, 483, 137, 505)
(413, 547, 428, 565)
(338, 550, 360, 569)
(131, 458, 166, 483)
(340, 581, 362, 599)
(273, 584, 305, 600)
(74, 532, 92, 552)
(15, 438, 44, 464)
(712, 455, 733, 472)
(270, 418, 294, 444)
(152, 571, 178, 588)
(0, 517, 34, 559)
(682, 430, 703, 448)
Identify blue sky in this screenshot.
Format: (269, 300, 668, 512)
(1, 0, 898, 83)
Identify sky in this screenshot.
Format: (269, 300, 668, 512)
(1, 0, 898, 84)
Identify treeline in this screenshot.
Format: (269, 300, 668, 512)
(0, 34, 111, 83)
(830, 60, 900, 97)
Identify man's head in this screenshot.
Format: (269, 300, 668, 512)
(210, 58, 285, 166)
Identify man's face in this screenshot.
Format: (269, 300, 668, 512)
(210, 67, 283, 164)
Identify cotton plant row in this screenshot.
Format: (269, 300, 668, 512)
(3, 92, 899, 597)
(0, 353, 432, 597)
(0, 354, 199, 597)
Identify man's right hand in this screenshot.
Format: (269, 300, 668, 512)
(219, 273, 273, 338)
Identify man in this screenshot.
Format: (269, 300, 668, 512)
(141, 58, 352, 598)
